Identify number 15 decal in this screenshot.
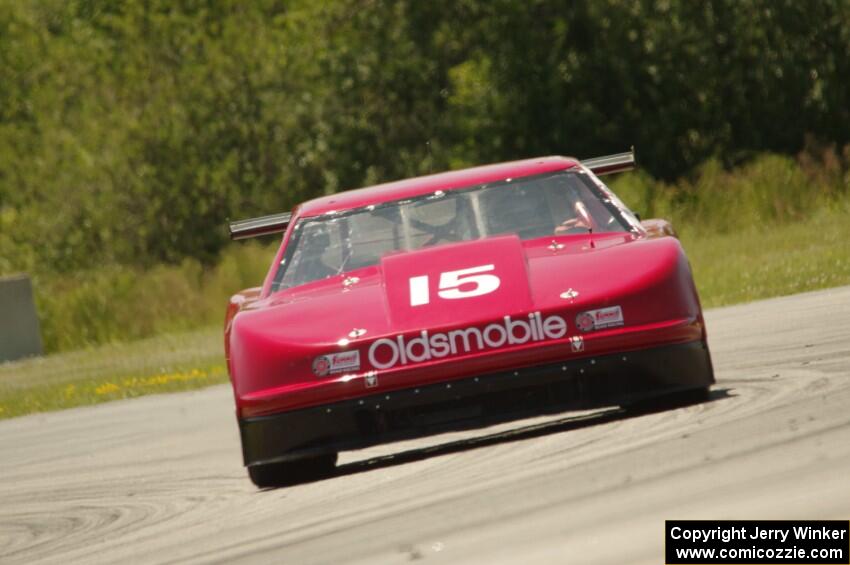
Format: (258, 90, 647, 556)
(409, 264, 501, 306)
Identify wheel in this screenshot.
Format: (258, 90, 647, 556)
(247, 452, 338, 488)
(624, 386, 710, 414)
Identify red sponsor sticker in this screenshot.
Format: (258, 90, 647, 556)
(312, 356, 332, 377)
(576, 312, 595, 332)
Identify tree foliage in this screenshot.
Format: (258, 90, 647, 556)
(1, 0, 848, 274)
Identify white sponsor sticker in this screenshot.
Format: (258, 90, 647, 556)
(576, 305, 624, 332)
(313, 350, 361, 377)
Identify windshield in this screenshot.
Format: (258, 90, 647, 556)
(273, 170, 634, 291)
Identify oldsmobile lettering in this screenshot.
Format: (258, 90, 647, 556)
(368, 312, 568, 370)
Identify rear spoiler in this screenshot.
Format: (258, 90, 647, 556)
(229, 149, 636, 240)
(229, 212, 292, 240)
(582, 148, 636, 176)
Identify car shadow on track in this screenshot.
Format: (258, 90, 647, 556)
(268, 387, 733, 489)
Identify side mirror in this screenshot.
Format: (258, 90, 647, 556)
(640, 218, 677, 239)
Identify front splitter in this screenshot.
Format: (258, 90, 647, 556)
(239, 340, 714, 466)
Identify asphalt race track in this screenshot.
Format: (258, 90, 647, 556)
(1, 287, 849, 564)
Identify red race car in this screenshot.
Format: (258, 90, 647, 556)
(226, 150, 714, 487)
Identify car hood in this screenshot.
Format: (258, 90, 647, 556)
(229, 232, 700, 398)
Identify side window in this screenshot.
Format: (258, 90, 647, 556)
(574, 175, 630, 232)
(280, 221, 343, 288)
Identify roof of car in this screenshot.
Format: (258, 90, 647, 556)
(297, 156, 579, 218)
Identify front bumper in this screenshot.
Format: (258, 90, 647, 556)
(239, 340, 714, 466)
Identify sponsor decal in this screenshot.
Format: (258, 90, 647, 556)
(312, 350, 361, 377)
(575, 312, 595, 332)
(576, 305, 624, 332)
(364, 372, 378, 388)
(367, 311, 568, 370)
(570, 335, 585, 353)
(312, 356, 331, 377)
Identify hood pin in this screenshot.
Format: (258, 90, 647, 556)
(560, 288, 579, 300)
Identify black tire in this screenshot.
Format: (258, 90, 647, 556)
(248, 452, 338, 488)
(624, 386, 710, 414)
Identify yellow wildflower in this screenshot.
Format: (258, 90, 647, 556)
(95, 382, 120, 395)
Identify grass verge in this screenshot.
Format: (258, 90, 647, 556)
(0, 327, 226, 419)
(683, 201, 850, 307)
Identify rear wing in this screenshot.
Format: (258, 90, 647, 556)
(229, 212, 292, 240)
(582, 148, 636, 176)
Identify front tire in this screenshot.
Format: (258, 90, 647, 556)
(248, 452, 338, 488)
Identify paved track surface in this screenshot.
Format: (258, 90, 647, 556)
(2, 287, 849, 564)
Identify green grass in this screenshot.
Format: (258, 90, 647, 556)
(684, 203, 850, 308)
(0, 327, 226, 419)
(33, 241, 274, 353)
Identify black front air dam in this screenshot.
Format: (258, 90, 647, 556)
(239, 340, 714, 467)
